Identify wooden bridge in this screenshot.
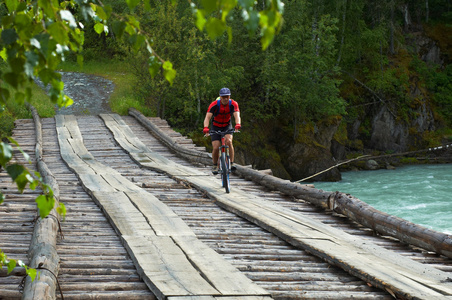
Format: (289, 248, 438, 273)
(1, 108, 452, 299)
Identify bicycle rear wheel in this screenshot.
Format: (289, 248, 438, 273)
(220, 152, 230, 193)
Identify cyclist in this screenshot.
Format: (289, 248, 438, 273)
(203, 87, 241, 175)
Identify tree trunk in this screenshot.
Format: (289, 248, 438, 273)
(389, 1, 395, 55)
(336, 0, 348, 65)
(157, 95, 161, 118)
(400, 3, 412, 31)
(425, 0, 429, 23)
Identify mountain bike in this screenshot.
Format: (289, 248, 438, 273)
(208, 128, 236, 193)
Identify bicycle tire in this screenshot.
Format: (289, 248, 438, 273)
(220, 152, 230, 193)
(225, 154, 231, 193)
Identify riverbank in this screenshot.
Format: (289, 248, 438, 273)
(338, 146, 452, 172)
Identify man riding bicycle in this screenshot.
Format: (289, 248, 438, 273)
(203, 88, 241, 175)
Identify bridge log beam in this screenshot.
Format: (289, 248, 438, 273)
(22, 105, 61, 300)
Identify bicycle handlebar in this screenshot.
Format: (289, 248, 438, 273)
(209, 128, 236, 136)
(204, 128, 238, 137)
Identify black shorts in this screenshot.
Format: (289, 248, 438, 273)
(210, 124, 233, 142)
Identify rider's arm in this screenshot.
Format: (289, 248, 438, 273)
(204, 112, 213, 128)
(233, 111, 241, 127)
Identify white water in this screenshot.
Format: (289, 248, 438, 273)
(314, 164, 452, 234)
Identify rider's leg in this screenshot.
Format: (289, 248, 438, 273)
(212, 140, 221, 165)
(225, 134, 234, 163)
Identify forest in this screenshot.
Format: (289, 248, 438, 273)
(4, 0, 452, 181)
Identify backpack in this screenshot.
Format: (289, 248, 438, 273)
(214, 98, 233, 117)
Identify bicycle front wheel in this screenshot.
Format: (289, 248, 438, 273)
(220, 152, 230, 193)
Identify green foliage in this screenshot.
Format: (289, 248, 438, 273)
(130, 2, 249, 130)
(400, 157, 420, 164)
(0, 109, 15, 140)
(195, 0, 284, 49)
(427, 65, 452, 125)
(1, 250, 37, 281)
(413, 55, 452, 126)
(256, 4, 346, 137)
(0, 78, 55, 139)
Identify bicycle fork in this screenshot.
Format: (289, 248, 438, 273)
(220, 146, 230, 171)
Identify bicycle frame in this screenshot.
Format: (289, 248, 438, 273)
(209, 129, 234, 193)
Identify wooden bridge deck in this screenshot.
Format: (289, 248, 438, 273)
(1, 112, 452, 299)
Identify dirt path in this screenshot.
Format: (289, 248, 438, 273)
(36, 72, 115, 115)
(58, 72, 115, 115)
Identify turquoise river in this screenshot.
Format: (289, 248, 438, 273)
(313, 164, 452, 235)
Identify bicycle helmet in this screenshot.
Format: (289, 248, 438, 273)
(219, 87, 231, 96)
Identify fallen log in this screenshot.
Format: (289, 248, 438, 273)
(330, 191, 452, 258)
(22, 105, 61, 300)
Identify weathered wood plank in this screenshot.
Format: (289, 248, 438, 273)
(53, 290, 156, 299)
(91, 191, 155, 237)
(169, 297, 271, 300)
(100, 114, 149, 153)
(172, 235, 269, 296)
(125, 191, 195, 237)
(128, 109, 213, 165)
(122, 235, 220, 299)
(56, 115, 83, 140)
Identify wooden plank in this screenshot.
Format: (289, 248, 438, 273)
(125, 191, 195, 237)
(55, 115, 83, 140)
(101, 114, 207, 177)
(67, 138, 117, 175)
(129, 109, 213, 166)
(101, 173, 142, 193)
(122, 235, 220, 299)
(57, 122, 98, 176)
(100, 114, 149, 153)
(135, 155, 207, 176)
(67, 138, 91, 158)
(78, 174, 117, 193)
(169, 298, 271, 300)
(172, 235, 270, 297)
(91, 191, 155, 237)
(168, 297, 215, 300)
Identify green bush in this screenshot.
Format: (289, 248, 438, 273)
(400, 157, 420, 164)
(0, 110, 15, 140)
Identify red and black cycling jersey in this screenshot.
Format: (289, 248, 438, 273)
(207, 98, 240, 128)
